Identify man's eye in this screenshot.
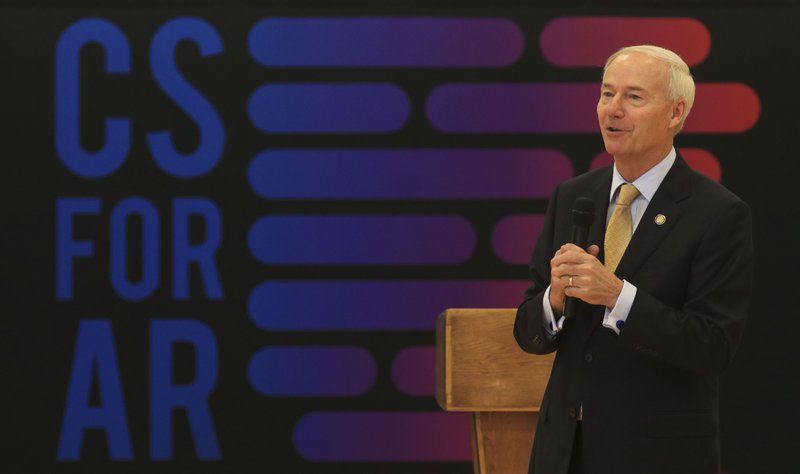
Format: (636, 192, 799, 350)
(629, 94, 642, 100)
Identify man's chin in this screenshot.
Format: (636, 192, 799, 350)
(602, 142, 622, 157)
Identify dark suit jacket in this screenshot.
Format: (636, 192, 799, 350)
(514, 155, 754, 474)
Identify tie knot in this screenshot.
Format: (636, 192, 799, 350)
(616, 183, 640, 206)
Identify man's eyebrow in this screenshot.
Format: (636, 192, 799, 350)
(602, 83, 646, 92)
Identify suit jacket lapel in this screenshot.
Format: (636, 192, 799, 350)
(614, 155, 692, 279)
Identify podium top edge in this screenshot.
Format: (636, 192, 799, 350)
(438, 308, 517, 318)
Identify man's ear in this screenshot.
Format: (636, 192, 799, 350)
(669, 99, 687, 130)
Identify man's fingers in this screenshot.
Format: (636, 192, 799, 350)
(560, 243, 586, 253)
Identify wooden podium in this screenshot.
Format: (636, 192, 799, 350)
(436, 308, 555, 474)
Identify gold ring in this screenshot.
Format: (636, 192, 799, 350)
(568, 276, 574, 287)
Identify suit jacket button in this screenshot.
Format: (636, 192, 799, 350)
(584, 353, 593, 363)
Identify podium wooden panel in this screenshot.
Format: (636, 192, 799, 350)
(436, 308, 555, 474)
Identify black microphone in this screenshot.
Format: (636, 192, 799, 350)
(563, 197, 595, 319)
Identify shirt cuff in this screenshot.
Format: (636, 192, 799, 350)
(603, 280, 637, 334)
(542, 285, 565, 335)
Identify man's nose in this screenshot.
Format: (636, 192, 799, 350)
(608, 96, 625, 117)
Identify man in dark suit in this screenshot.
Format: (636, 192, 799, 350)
(514, 45, 754, 474)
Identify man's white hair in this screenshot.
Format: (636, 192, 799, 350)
(604, 45, 696, 133)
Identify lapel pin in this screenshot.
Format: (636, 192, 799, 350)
(655, 214, 666, 225)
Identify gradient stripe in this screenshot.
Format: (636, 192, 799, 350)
(591, 148, 722, 182)
(541, 17, 711, 67)
(247, 347, 376, 396)
(294, 412, 471, 461)
(685, 83, 760, 133)
(247, 216, 474, 265)
(492, 215, 546, 265)
(247, 149, 571, 199)
(248, 280, 530, 331)
(392, 346, 435, 396)
(248, 17, 523, 67)
(428, 83, 760, 134)
(248, 84, 409, 133)
(428, 83, 597, 133)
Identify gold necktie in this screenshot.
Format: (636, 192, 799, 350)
(604, 183, 641, 273)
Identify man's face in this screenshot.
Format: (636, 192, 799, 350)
(597, 52, 682, 162)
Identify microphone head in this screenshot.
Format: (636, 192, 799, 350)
(572, 197, 595, 228)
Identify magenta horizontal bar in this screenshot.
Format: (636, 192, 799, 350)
(247, 216, 475, 265)
(294, 412, 471, 461)
(540, 17, 711, 67)
(248, 280, 529, 331)
(248, 17, 523, 68)
(392, 346, 435, 396)
(427, 83, 760, 134)
(492, 215, 546, 265)
(247, 149, 572, 199)
(591, 148, 721, 182)
(247, 347, 376, 397)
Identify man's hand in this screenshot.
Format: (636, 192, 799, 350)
(549, 243, 624, 314)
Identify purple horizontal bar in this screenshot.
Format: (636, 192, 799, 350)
(248, 17, 523, 67)
(248, 84, 409, 133)
(248, 280, 529, 331)
(247, 149, 571, 199)
(392, 346, 435, 396)
(247, 216, 474, 265)
(294, 412, 471, 461)
(247, 347, 377, 397)
(427, 83, 598, 133)
(492, 214, 546, 265)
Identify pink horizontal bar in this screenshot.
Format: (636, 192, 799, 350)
(541, 17, 711, 67)
(294, 412, 471, 461)
(392, 346, 435, 396)
(492, 215, 546, 265)
(591, 148, 721, 182)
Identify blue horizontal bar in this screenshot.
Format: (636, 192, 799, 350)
(248, 280, 529, 330)
(248, 17, 523, 68)
(248, 84, 409, 133)
(247, 149, 572, 199)
(247, 346, 376, 396)
(247, 215, 475, 265)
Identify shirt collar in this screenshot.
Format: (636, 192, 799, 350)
(609, 147, 676, 204)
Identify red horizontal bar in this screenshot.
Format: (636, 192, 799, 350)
(686, 83, 760, 133)
(540, 17, 710, 67)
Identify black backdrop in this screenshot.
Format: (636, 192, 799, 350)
(2, 1, 798, 473)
